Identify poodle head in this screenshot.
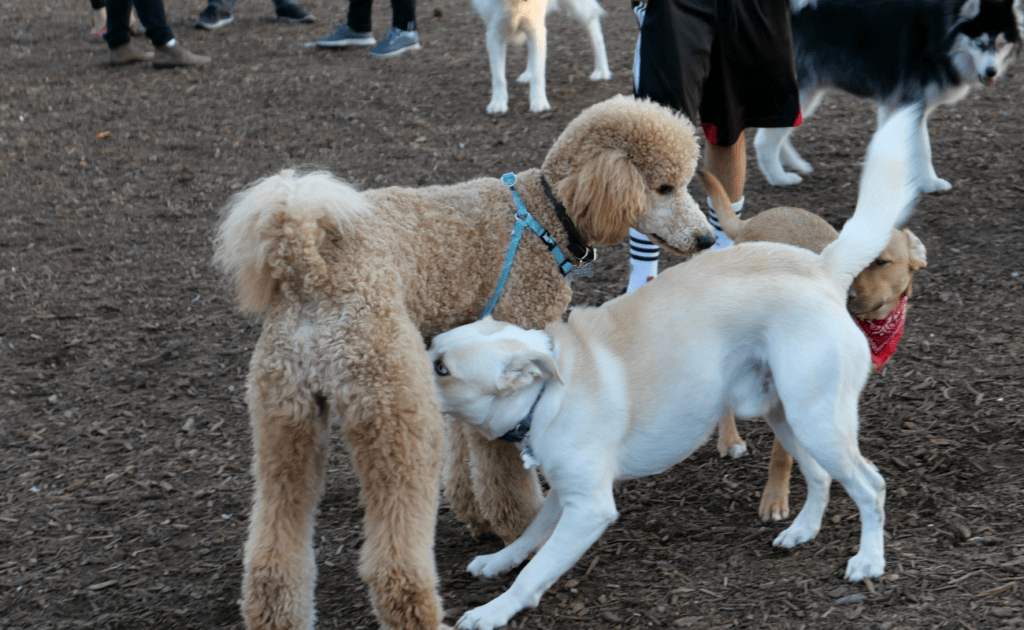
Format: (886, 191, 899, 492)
(541, 95, 714, 253)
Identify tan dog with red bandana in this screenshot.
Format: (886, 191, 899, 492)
(707, 172, 927, 522)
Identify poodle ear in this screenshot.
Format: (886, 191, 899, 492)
(498, 351, 562, 393)
(555, 150, 648, 245)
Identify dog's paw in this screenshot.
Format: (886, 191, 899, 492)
(764, 171, 804, 186)
(845, 551, 885, 582)
(589, 68, 611, 81)
(782, 155, 813, 175)
(486, 100, 509, 115)
(773, 521, 818, 548)
(529, 99, 552, 114)
(922, 177, 952, 193)
(457, 597, 519, 630)
(717, 438, 747, 459)
(516, 71, 533, 84)
(758, 490, 790, 522)
(467, 552, 517, 578)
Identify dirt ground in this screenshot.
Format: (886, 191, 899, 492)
(2, 0, 1023, 628)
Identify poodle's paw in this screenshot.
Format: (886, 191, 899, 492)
(529, 98, 551, 114)
(716, 436, 747, 459)
(758, 487, 790, 522)
(467, 552, 518, 579)
(486, 99, 509, 115)
(589, 67, 611, 81)
(845, 550, 885, 582)
(922, 176, 952, 193)
(773, 521, 819, 548)
(516, 70, 533, 84)
(457, 596, 520, 630)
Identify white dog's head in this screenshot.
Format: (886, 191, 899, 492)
(541, 96, 715, 255)
(428, 317, 561, 440)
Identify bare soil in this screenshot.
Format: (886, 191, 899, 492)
(2, 0, 1023, 628)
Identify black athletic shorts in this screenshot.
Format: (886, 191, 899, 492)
(634, 0, 802, 147)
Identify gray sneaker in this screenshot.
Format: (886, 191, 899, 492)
(368, 27, 420, 58)
(316, 23, 375, 47)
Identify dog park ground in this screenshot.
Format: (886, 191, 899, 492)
(2, 0, 1023, 627)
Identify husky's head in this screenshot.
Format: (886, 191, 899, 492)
(951, 0, 1023, 86)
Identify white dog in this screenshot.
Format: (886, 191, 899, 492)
(473, 0, 611, 114)
(429, 106, 924, 630)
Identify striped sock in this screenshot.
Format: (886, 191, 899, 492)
(627, 228, 659, 292)
(706, 196, 744, 250)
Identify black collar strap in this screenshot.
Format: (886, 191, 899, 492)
(498, 381, 548, 443)
(540, 174, 596, 264)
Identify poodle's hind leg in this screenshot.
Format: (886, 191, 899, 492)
(343, 313, 446, 630)
(241, 342, 332, 630)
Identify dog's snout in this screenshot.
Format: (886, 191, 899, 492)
(985, 67, 997, 78)
(696, 233, 717, 250)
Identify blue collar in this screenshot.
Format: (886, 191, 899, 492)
(498, 381, 548, 443)
(479, 173, 578, 319)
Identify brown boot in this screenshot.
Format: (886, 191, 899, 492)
(109, 41, 154, 66)
(153, 42, 211, 69)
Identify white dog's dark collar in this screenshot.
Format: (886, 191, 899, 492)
(498, 381, 548, 443)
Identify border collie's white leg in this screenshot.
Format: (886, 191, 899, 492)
(522, 18, 550, 112)
(917, 105, 951, 192)
(485, 25, 510, 114)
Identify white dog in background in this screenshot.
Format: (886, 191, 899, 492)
(429, 106, 925, 630)
(473, 0, 611, 114)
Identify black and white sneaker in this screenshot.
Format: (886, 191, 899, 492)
(194, 5, 234, 30)
(275, 3, 316, 23)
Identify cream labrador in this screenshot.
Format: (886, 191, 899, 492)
(428, 105, 925, 630)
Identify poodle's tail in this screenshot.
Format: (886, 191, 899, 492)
(214, 169, 371, 314)
(820, 104, 923, 291)
(698, 170, 745, 240)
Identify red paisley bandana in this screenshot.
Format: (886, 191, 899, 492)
(854, 295, 908, 372)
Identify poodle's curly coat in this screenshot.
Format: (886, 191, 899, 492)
(215, 96, 709, 630)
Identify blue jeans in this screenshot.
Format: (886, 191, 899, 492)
(105, 0, 173, 47)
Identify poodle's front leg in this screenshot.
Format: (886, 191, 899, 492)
(443, 421, 491, 537)
(468, 436, 544, 543)
(344, 314, 446, 630)
(241, 344, 331, 630)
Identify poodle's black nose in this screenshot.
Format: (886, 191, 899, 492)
(696, 233, 717, 250)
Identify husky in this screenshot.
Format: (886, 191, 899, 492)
(756, 0, 1022, 193)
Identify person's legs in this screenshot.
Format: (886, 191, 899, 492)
(104, 0, 133, 49)
(347, 0, 374, 32)
(390, 0, 415, 31)
(704, 130, 745, 203)
(132, 0, 172, 46)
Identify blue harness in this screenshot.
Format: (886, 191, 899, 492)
(479, 173, 581, 319)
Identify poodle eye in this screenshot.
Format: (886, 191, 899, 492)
(434, 360, 449, 377)
(657, 184, 675, 195)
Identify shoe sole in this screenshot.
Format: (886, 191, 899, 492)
(369, 42, 421, 58)
(316, 37, 376, 47)
(277, 15, 316, 23)
(194, 16, 233, 30)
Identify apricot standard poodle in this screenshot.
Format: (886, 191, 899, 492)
(214, 95, 712, 630)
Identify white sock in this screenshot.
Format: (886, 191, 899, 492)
(706, 196, 744, 250)
(627, 227, 659, 293)
(165, 38, 177, 47)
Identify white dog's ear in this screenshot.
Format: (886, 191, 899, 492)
(499, 351, 562, 392)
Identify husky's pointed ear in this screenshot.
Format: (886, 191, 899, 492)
(555, 150, 647, 245)
(957, 0, 981, 23)
(498, 351, 562, 392)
